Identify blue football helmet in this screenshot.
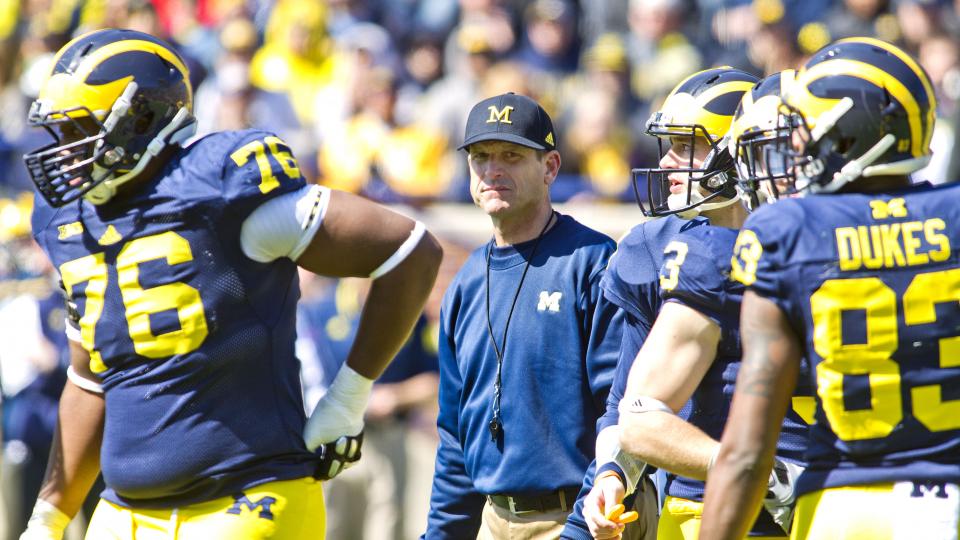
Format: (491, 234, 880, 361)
(772, 37, 936, 196)
(632, 67, 759, 217)
(728, 69, 797, 207)
(24, 28, 196, 207)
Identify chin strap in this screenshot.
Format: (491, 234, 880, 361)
(672, 187, 742, 218)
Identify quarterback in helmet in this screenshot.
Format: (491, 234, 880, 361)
(632, 68, 755, 219)
(20, 29, 441, 540)
(702, 38, 960, 540)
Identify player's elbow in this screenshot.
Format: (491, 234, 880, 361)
(421, 231, 443, 269)
(412, 230, 443, 280)
(379, 229, 443, 285)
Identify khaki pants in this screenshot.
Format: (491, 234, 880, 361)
(477, 501, 568, 540)
(476, 478, 659, 540)
(624, 477, 659, 540)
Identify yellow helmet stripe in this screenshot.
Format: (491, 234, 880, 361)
(74, 39, 192, 103)
(40, 73, 133, 116)
(835, 36, 936, 149)
(802, 58, 925, 157)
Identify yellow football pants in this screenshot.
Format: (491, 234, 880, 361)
(791, 481, 960, 540)
(656, 495, 785, 540)
(85, 476, 325, 539)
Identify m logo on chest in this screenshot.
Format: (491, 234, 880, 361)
(537, 291, 562, 312)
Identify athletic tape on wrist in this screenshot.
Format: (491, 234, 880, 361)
(27, 499, 70, 533)
(613, 446, 647, 496)
(329, 364, 374, 414)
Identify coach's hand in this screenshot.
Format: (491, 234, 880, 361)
(20, 500, 70, 540)
(584, 471, 628, 539)
(763, 458, 804, 534)
(314, 432, 364, 480)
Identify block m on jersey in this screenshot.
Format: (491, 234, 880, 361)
(537, 291, 562, 312)
(227, 493, 277, 520)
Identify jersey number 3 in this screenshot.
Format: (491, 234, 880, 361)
(59, 231, 209, 373)
(659, 241, 690, 291)
(811, 269, 960, 441)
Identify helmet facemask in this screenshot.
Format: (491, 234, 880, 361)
(25, 84, 134, 207)
(629, 65, 758, 218)
(25, 82, 196, 207)
(632, 117, 739, 218)
(734, 111, 798, 206)
(23, 29, 197, 208)
(769, 96, 911, 197)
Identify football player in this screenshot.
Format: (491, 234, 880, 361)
(701, 37, 960, 540)
(19, 29, 441, 540)
(603, 70, 812, 540)
(564, 67, 788, 540)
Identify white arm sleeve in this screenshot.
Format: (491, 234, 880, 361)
(240, 184, 331, 263)
(595, 424, 648, 495)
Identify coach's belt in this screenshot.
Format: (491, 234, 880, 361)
(487, 487, 579, 515)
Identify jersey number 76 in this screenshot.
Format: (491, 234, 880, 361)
(59, 231, 209, 373)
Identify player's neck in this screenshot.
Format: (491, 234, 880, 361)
(491, 203, 555, 246)
(702, 200, 748, 229)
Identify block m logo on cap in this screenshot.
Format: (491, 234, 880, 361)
(487, 105, 514, 124)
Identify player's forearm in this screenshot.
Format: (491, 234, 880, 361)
(38, 381, 105, 517)
(346, 234, 442, 379)
(702, 292, 800, 539)
(619, 411, 717, 481)
(699, 437, 772, 540)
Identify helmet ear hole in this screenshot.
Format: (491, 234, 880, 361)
(134, 111, 155, 134)
(834, 136, 854, 154)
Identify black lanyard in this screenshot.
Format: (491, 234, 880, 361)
(484, 211, 556, 441)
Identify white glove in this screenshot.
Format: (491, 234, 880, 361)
(20, 499, 70, 540)
(303, 365, 373, 451)
(763, 458, 804, 534)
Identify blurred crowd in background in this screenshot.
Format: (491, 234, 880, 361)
(1, 0, 960, 538)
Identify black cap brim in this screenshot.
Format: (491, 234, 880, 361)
(458, 132, 548, 151)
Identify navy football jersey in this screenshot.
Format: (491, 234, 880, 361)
(658, 225, 810, 519)
(601, 215, 709, 342)
(31, 129, 316, 507)
(598, 215, 709, 432)
(733, 182, 960, 497)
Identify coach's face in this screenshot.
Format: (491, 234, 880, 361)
(467, 140, 559, 219)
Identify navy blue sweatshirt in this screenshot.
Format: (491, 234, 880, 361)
(424, 213, 623, 538)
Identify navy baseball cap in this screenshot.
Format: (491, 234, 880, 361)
(459, 92, 557, 151)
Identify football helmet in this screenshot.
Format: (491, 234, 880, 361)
(774, 37, 936, 195)
(728, 69, 797, 208)
(24, 29, 196, 207)
(632, 67, 758, 217)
